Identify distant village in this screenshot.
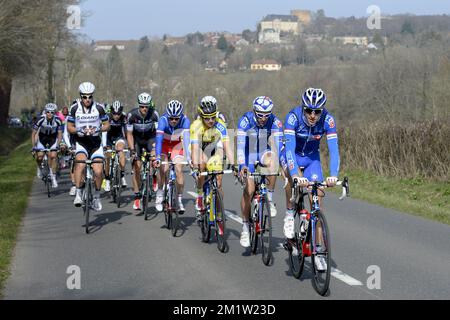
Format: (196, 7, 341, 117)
(92, 9, 386, 72)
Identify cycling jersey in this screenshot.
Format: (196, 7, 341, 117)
(126, 108, 159, 140)
(33, 116, 63, 151)
(67, 100, 108, 159)
(105, 112, 127, 147)
(155, 113, 191, 161)
(282, 106, 340, 180)
(237, 111, 283, 173)
(190, 118, 228, 151)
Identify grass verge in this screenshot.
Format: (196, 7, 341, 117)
(0, 141, 35, 297)
(336, 169, 450, 225)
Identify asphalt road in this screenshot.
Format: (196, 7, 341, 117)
(4, 167, 450, 300)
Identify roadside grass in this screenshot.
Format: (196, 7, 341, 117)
(0, 141, 35, 297)
(0, 127, 30, 156)
(336, 169, 450, 225)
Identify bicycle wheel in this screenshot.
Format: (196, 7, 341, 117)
(214, 191, 227, 253)
(164, 180, 171, 229)
(260, 196, 272, 265)
(201, 194, 211, 243)
(143, 168, 151, 219)
(288, 213, 306, 279)
(311, 210, 331, 296)
(170, 182, 180, 237)
(111, 164, 117, 203)
(116, 171, 122, 208)
(84, 181, 91, 234)
(250, 207, 258, 255)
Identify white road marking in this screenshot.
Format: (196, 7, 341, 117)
(331, 268, 363, 286)
(187, 190, 364, 287)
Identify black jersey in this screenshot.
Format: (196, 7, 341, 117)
(108, 112, 127, 139)
(126, 108, 159, 140)
(33, 116, 62, 141)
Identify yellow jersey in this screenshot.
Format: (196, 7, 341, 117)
(190, 118, 229, 149)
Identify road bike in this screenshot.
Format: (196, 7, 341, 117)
(284, 175, 349, 296)
(138, 150, 158, 220)
(161, 152, 189, 237)
(105, 148, 128, 208)
(235, 162, 280, 266)
(75, 158, 104, 234)
(195, 167, 233, 253)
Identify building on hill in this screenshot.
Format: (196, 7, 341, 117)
(164, 36, 186, 46)
(94, 40, 129, 51)
(250, 59, 281, 71)
(258, 28, 281, 44)
(333, 36, 369, 47)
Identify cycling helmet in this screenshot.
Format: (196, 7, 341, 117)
(252, 96, 273, 113)
(44, 103, 58, 113)
(79, 82, 95, 95)
(137, 92, 154, 107)
(111, 100, 123, 114)
(198, 96, 218, 117)
(302, 88, 327, 109)
(166, 100, 184, 117)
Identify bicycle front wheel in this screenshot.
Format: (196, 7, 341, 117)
(288, 213, 306, 279)
(260, 197, 272, 265)
(143, 169, 151, 219)
(170, 182, 180, 237)
(214, 191, 227, 253)
(84, 182, 91, 234)
(311, 210, 331, 296)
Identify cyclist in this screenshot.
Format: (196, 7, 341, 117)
(280, 88, 340, 271)
(236, 96, 283, 247)
(67, 82, 110, 211)
(32, 103, 63, 188)
(190, 96, 233, 218)
(127, 92, 160, 211)
(154, 100, 191, 213)
(103, 100, 128, 192)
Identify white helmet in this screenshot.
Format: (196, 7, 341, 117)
(79, 82, 96, 95)
(111, 100, 123, 114)
(44, 103, 58, 113)
(252, 96, 274, 113)
(166, 100, 184, 117)
(137, 92, 154, 107)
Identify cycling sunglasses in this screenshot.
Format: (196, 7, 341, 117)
(169, 117, 181, 121)
(254, 112, 271, 119)
(304, 107, 322, 115)
(81, 95, 93, 100)
(139, 105, 150, 109)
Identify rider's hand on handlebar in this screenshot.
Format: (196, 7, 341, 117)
(326, 176, 338, 187)
(293, 175, 309, 188)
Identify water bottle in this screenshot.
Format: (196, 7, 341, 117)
(299, 209, 309, 235)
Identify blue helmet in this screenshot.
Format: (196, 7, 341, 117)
(252, 96, 273, 113)
(166, 100, 184, 117)
(302, 88, 327, 109)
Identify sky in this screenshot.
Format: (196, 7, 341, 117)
(78, 0, 450, 40)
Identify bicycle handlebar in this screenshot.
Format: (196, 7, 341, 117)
(291, 177, 350, 202)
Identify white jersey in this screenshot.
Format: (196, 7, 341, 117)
(68, 101, 108, 138)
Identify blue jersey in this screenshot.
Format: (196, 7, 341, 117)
(284, 107, 340, 178)
(237, 111, 284, 172)
(155, 113, 191, 160)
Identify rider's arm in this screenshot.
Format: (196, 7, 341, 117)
(155, 117, 166, 160)
(284, 112, 300, 178)
(99, 107, 110, 133)
(182, 117, 191, 162)
(67, 107, 77, 135)
(126, 113, 135, 151)
(237, 116, 249, 172)
(218, 122, 233, 166)
(31, 118, 42, 146)
(324, 114, 340, 177)
(63, 124, 72, 148)
(189, 121, 200, 168)
(272, 117, 284, 161)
